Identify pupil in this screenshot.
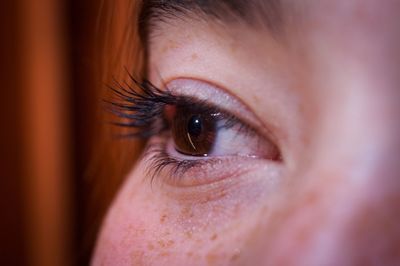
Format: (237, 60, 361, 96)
(187, 115, 202, 137)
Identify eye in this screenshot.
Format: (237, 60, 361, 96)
(164, 101, 280, 161)
(107, 76, 282, 186)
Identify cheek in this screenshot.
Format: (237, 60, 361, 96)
(93, 182, 177, 265)
(91, 180, 152, 265)
(92, 163, 262, 265)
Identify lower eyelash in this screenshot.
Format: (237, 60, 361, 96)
(143, 138, 206, 185)
(143, 137, 265, 187)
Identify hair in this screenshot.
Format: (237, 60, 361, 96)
(84, 0, 145, 259)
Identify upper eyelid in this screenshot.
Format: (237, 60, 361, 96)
(107, 77, 242, 129)
(166, 79, 259, 122)
(163, 78, 278, 143)
(107, 76, 279, 154)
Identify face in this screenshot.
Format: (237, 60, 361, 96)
(93, 1, 400, 265)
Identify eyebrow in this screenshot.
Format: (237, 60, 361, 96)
(139, 0, 283, 41)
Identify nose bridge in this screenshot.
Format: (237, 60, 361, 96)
(300, 140, 400, 265)
(291, 47, 400, 264)
(313, 75, 397, 186)
(256, 84, 400, 265)
(312, 32, 400, 190)
(306, 0, 400, 163)
(307, 2, 400, 190)
(256, 30, 400, 265)
(251, 3, 400, 264)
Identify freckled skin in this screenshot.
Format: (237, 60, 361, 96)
(93, 1, 400, 265)
(191, 53, 199, 61)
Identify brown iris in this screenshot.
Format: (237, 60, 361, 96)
(170, 105, 217, 156)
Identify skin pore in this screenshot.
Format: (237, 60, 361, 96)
(93, 1, 400, 265)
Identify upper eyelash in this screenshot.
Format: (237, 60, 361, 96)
(105, 76, 176, 138)
(105, 75, 252, 139)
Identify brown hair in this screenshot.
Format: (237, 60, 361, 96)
(84, 0, 145, 258)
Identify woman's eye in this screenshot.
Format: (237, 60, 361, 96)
(165, 103, 280, 161)
(108, 77, 281, 186)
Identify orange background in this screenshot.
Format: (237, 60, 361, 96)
(0, 0, 143, 265)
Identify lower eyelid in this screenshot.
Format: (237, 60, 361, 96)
(145, 137, 275, 188)
(147, 148, 284, 206)
(158, 155, 265, 188)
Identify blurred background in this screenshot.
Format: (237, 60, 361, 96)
(0, 0, 135, 265)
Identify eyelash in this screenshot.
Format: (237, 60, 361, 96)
(143, 142, 218, 184)
(106, 75, 255, 181)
